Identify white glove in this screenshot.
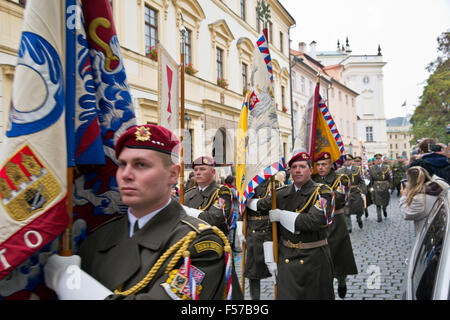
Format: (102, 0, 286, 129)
(44, 254, 113, 300)
(182, 205, 202, 218)
(361, 194, 365, 200)
(234, 221, 245, 251)
(246, 199, 259, 211)
(270, 209, 299, 234)
(364, 179, 370, 186)
(263, 241, 277, 285)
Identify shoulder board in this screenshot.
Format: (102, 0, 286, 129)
(276, 185, 288, 191)
(181, 216, 212, 234)
(185, 186, 197, 194)
(90, 215, 124, 233)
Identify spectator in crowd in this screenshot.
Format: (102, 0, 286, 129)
(400, 166, 449, 236)
(184, 171, 196, 192)
(408, 138, 450, 183)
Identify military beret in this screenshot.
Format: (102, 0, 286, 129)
(288, 152, 311, 167)
(315, 151, 331, 162)
(353, 156, 362, 161)
(115, 124, 180, 158)
(374, 153, 382, 159)
(346, 154, 354, 160)
(192, 156, 215, 168)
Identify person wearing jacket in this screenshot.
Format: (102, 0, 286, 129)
(400, 166, 449, 236)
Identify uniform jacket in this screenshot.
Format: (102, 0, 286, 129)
(257, 179, 335, 300)
(79, 199, 243, 300)
(184, 181, 232, 235)
(312, 171, 358, 277)
(369, 164, 393, 206)
(336, 165, 365, 214)
(243, 179, 273, 280)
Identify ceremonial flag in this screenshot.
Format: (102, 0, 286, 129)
(236, 92, 249, 214)
(236, 31, 286, 213)
(0, 0, 135, 298)
(305, 82, 346, 174)
(158, 43, 179, 133)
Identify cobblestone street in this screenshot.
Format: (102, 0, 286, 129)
(234, 194, 416, 300)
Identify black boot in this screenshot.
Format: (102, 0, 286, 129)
(249, 279, 260, 300)
(365, 208, 369, 218)
(376, 206, 382, 222)
(338, 284, 347, 299)
(383, 206, 387, 218)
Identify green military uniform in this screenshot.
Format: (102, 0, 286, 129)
(184, 181, 233, 236)
(369, 161, 393, 221)
(79, 199, 243, 300)
(336, 165, 365, 231)
(258, 180, 335, 300)
(243, 178, 281, 300)
(312, 171, 358, 279)
(392, 160, 406, 196)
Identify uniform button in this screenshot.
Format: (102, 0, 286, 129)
(252, 230, 256, 233)
(299, 259, 304, 264)
(285, 259, 289, 263)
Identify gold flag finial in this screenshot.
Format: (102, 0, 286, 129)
(316, 72, 321, 84)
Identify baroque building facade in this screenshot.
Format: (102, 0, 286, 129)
(312, 39, 388, 159)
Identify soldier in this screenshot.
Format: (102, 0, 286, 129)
(183, 156, 233, 236)
(312, 152, 358, 299)
(241, 178, 281, 300)
(353, 156, 371, 218)
(247, 152, 335, 300)
(369, 153, 393, 222)
(43, 124, 242, 300)
(337, 155, 365, 232)
(392, 157, 406, 196)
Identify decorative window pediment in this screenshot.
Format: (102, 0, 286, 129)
(209, 19, 235, 54)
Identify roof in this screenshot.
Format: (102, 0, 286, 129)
(386, 116, 411, 127)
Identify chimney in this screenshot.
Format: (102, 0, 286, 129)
(345, 37, 352, 53)
(298, 41, 307, 52)
(309, 40, 317, 58)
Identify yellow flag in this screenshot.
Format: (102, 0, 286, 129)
(236, 92, 249, 214)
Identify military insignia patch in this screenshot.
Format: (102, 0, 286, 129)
(0, 145, 60, 221)
(194, 240, 224, 258)
(314, 198, 327, 210)
(213, 197, 225, 210)
(162, 264, 205, 300)
(135, 126, 151, 142)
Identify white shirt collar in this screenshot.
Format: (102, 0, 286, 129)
(198, 183, 212, 192)
(294, 184, 301, 192)
(127, 198, 172, 238)
(347, 165, 352, 170)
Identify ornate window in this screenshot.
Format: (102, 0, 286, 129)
(144, 5, 158, 55)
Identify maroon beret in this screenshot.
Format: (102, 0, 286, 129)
(288, 152, 311, 167)
(314, 151, 331, 162)
(192, 156, 215, 168)
(115, 124, 180, 158)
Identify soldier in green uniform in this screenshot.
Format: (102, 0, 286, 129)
(369, 154, 393, 222)
(312, 152, 358, 299)
(247, 152, 335, 300)
(336, 155, 365, 232)
(241, 177, 282, 300)
(44, 124, 242, 300)
(392, 157, 406, 196)
(183, 156, 233, 236)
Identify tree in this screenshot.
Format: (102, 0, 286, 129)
(411, 31, 450, 145)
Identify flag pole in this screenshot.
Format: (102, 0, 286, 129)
(179, 17, 186, 205)
(240, 208, 247, 294)
(270, 175, 278, 299)
(60, 0, 76, 256)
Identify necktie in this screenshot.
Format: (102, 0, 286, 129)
(133, 220, 140, 235)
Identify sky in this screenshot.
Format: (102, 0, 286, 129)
(278, 0, 450, 119)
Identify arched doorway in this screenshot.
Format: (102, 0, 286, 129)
(212, 127, 226, 166)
